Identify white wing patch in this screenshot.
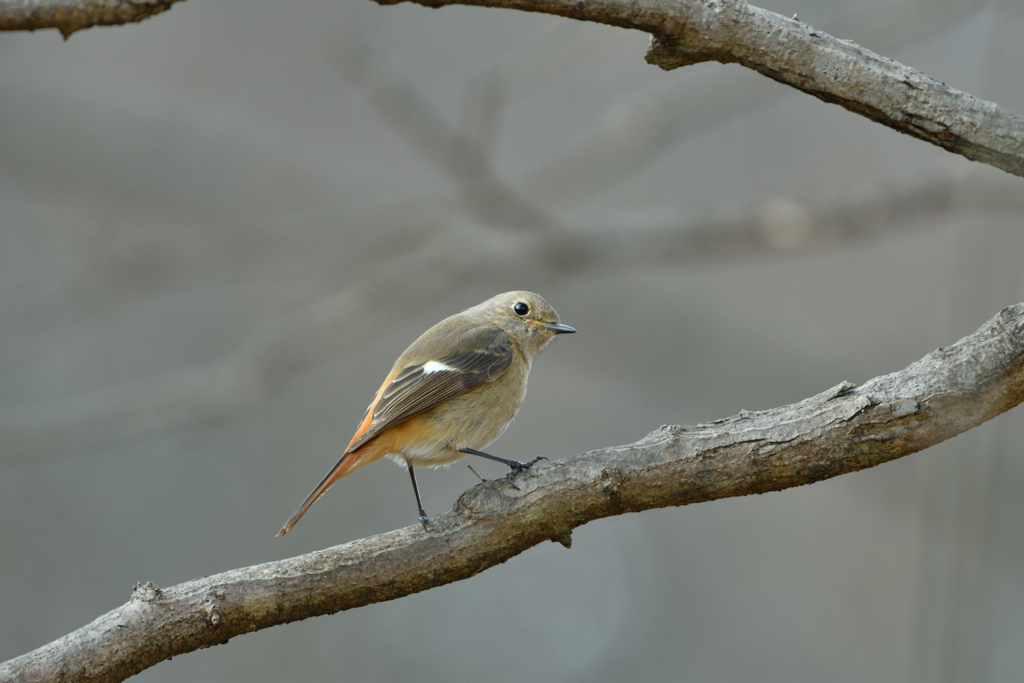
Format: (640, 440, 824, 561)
(422, 360, 457, 374)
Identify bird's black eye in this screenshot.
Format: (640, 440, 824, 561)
(513, 302, 529, 316)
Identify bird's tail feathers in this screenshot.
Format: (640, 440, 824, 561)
(276, 451, 361, 537)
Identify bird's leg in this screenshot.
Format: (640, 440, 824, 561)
(458, 447, 548, 490)
(407, 464, 429, 528)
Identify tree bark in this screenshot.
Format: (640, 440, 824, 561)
(0, 0, 182, 38)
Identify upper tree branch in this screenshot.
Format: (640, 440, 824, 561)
(0, 0, 182, 38)
(4, 302, 1023, 683)
(376, 0, 1024, 178)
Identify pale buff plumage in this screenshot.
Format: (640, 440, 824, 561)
(277, 291, 574, 535)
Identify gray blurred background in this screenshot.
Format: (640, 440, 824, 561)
(2, 0, 1024, 681)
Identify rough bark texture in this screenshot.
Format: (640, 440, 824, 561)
(3, 302, 1023, 683)
(374, 0, 1024, 178)
(0, 0, 181, 38)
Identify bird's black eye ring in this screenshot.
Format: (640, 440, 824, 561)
(513, 302, 530, 316)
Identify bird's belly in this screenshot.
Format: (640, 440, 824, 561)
(387, 371, 528, 468)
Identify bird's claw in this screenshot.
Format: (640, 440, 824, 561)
(505, 456, 549, 490)
(418, 514, 430, 529)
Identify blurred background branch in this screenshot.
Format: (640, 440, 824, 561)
(379, 0, 1024, 177)
(4, 172, 1019, 462)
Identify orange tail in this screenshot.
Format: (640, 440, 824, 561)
(276, 451, 363, 537)
(277, 389, 387, 536)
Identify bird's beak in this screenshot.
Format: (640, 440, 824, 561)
(545, 322, 576, 334)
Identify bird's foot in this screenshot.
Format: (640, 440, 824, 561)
(418, 513, 430, 529)
(505, 456, 549, 490)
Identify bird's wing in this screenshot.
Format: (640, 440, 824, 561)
(346, 326, 516, 453)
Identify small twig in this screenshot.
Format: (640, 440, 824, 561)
(466, 464, 488, 483)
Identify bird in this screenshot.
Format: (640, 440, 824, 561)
(276, 291, 575, 536)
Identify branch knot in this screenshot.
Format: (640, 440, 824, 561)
(130, 581, 162, 604)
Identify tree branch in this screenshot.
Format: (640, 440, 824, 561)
(0, 0, 182, 38)
(375, 0, 1024, 178)
(4, 302, 1023, 683)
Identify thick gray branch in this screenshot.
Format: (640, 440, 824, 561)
(376, 0, 1024, 178)
(0, 0, 182, 38)
(4, 302, 1024, 683)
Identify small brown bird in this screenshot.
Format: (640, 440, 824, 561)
(277, 291, 575, 536)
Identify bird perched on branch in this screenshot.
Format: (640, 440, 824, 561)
(277, 291, 575, 535)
